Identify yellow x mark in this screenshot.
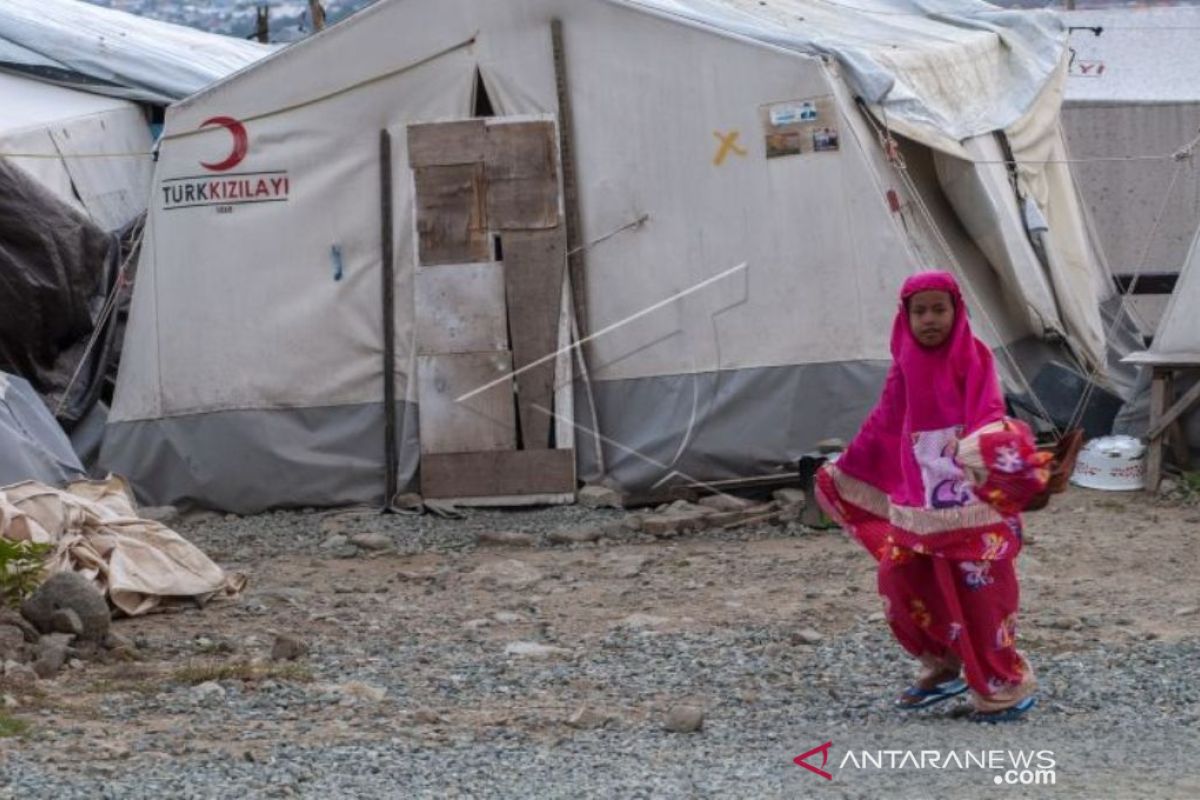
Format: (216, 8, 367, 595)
(713, 130, 747, 166)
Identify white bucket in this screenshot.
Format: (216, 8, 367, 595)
(1070, 436, 1146, 491)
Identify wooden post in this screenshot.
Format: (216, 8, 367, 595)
(550, 19, 587, 338)
(255, 5, 270, 44)
(307, 0, 326, 32)
(1147, 368, 1167, 492)
(380, 130, 398, 507)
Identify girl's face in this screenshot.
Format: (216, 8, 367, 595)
(908, 290, 955, 348)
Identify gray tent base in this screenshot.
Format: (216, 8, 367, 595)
(102, 345, 1074, 513)
(101, 402, 421, 513)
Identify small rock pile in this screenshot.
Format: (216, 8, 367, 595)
(2, 572, 135, 686)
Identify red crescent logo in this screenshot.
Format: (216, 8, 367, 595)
(198, 116, 248, 172)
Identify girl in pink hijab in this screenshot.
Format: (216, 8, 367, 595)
(816, 271, 1049, 723)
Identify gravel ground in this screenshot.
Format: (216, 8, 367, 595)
(2, 488, 1197, 799)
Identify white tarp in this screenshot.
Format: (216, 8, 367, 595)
(1128, 227, 1200, 366)
(0, 70, 153, 231)
(629, 0, 1066, 151)
(0, 0, 278, 105)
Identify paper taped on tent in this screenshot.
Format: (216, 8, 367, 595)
(93, 0, 1145, 513)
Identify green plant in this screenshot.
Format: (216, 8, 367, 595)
(0, 538, 52, 608)
(0, 712, 30, 738)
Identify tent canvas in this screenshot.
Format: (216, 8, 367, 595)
(0, 371, 85, 487)
(1060, 7, 1200, 332)
(102, 0, 1111, 512)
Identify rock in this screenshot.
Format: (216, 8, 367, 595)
(472, 559, 543, 590)
(1045, 616, 1080, 631)
(338, 681, 387, 703)
(392, 493, 425, 512)
(1158, 478, 1179, 496)
(772, 488, 807, 508)
(138, 505, 180, 525)
(49, 608, 83, 637)
(566, 706, 611, 730)
(492, 611, 524, 624)
(2, 661, 37, 688)
(697, 494, 750, 512)
(791, 628, 823, 645)
(867, 612, 885, 623)
(477, 531, 537, 547)
(21, 572, 110, 642)
(463, 618, 491, 630)
(1175, 606, 1199, 618)
(618, 613, 668, 629)
(271, 634, 309, 661)
(190, 681, 227, 705)
(663, 705, 704, 733)
(320, 534, 349, 550)
(0, 624, 29, 660)
(32, 641, 67, 679)
(621, 516, 643, 532)
(548, 527, 601, 545)
(641, 515, 688, 538)
(504, 641, 571, 659)
(577, 485, 623, 509)
(607, 554, 649, 579)
(413, 708, 443, 724)
(348, 533, 392, 552)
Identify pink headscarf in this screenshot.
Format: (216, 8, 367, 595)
(836, 271, 1006, 510)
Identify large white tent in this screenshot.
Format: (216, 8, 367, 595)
(1061, 7, 1200, 330)
(101, 0, 1114, 512)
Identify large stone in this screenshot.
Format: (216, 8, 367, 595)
(49, 608, 83, 637)
(21, 572, 110, 642)
(472, 559, 543, 590)
(577, 485, 623, 509)
(349, 533, 393, 552)
(271, 634, 309, 661)
(663, 705, 704, 733)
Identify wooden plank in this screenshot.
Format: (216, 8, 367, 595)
(414, 263, 509, 355)
(1146, 369, 1167, 492)
(421, 449, 576, 499)
(417, 352, 516, 454)
(486, 121, 559, 230)
(553, 273, 575, 451)
(502, 229, 566, 449)
(1147, 370, 1200, 439)
(407, 120, 486, 168)
(414, 163, 489, 265)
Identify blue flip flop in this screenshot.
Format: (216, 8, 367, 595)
(971, 695, 1037, 724)
(895, 677, 968, 710)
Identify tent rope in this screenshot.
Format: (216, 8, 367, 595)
(54, 219, 146, 418)
(864, 108, 1063, 437)
(1060, 130, 1199, 435)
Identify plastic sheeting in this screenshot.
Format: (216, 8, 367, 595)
(629, 0, 1065, 149)
(0, 371, 85, 487)
(0, 0, 277, 105)
(0, 158, 112, 397)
